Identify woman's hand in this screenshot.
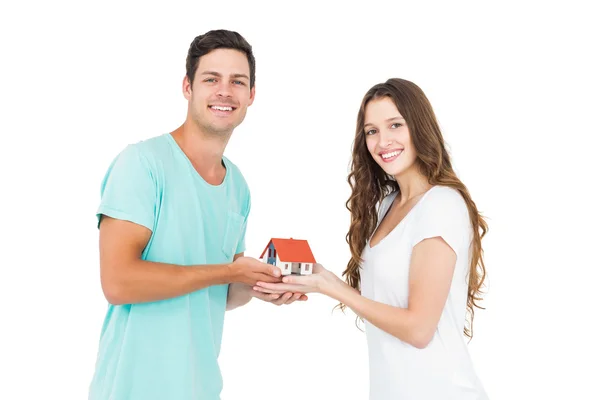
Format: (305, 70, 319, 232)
(253, 263, 344, 298)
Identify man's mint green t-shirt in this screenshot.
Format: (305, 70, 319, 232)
(89, 133, 250, 400)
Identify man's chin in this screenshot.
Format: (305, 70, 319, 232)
(206, 122, 236, 136)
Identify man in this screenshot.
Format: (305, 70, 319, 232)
(88, 30, 305, 400)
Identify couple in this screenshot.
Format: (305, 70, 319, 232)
(89, 29, 489, 399)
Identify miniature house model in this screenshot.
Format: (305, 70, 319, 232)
(259, 238, 316, 275)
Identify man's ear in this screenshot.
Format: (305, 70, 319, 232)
(248, 85, 256, 106)
(182, 76, 192, 100)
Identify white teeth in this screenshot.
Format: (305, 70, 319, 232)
(211, 106, 233, 111)
(382, 150, 401, 159)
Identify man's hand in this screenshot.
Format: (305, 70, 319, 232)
(253, 263, 344, 298)
(228, 256, 283, 285)
(226, 256, 307, 307)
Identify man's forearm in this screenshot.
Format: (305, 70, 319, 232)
(102, 260, 232, 305)
(226, 283, 253, 311)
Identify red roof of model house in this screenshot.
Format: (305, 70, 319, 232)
(260, 238, 316, 263)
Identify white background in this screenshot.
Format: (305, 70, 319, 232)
(1, 1, 598, 399)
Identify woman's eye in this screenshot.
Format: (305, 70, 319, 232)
(391, 123, 402, 129)
(366, 129, 376, 135)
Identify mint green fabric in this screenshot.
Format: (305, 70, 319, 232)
(88, 133, 250, 400)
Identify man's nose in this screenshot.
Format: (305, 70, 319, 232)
(216, 81, 233, 98)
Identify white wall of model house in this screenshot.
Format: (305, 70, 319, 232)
(291, 261, 312, 275)
(259, 253, 313, 275)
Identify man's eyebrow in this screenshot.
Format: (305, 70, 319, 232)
(200, 71, 222, 77)
(231, 73, 250, 80)
(199, 71, 249, 80)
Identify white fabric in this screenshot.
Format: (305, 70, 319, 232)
(360, 185, 488, 400)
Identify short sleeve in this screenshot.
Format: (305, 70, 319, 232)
(235, 191, 251, 255)
(410, 187, 470, 256)
(96, 145, 156, 232)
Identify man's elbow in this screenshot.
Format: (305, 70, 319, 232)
(101, 276, 128, 305)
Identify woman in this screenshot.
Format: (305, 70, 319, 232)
(255, 78, 489, 399)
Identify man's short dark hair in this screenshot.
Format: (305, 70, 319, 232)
(186, 29, 256, 88)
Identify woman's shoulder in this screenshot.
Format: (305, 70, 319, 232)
(410, 186, 472, 249)
(417, 185, 469, 218)
(425, 185, 466, 205)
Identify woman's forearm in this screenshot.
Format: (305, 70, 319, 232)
(331, 284, 432, 349)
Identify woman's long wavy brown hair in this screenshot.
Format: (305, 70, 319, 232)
(340, 78, 488, 340)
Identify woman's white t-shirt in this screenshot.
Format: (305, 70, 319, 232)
(360, 185, 488, 400)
